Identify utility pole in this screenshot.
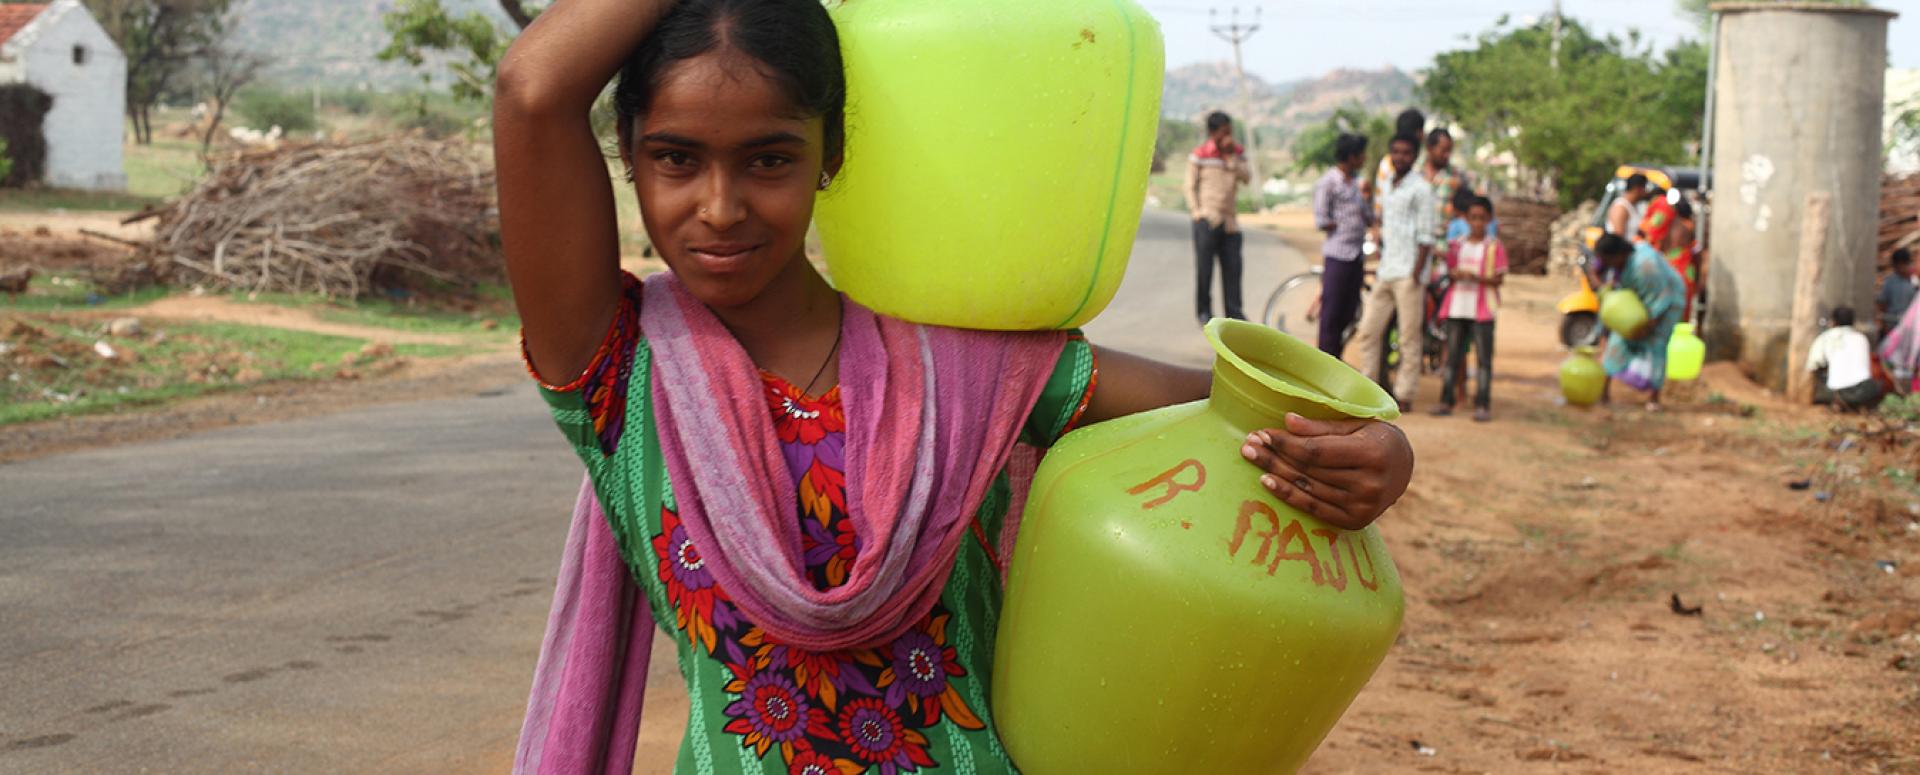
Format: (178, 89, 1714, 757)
(1211, 7, 1265, 208)
(1549, 0, 1563, 71)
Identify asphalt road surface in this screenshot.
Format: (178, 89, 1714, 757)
(0, 209, 1307, 773)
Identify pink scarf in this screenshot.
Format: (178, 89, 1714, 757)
(516, 274, 1065, 772)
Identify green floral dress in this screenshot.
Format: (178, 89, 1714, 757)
(533, 273, 1097, 775)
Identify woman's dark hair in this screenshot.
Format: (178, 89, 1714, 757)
(1394, 108, 1425, 139)
(614, 0, 846, 160)
(1206, 111, 1232, 133)
(1334, 133, 1368, 164)
(1595, 233, 1634, 259)
(1673, 198, 1694, 219)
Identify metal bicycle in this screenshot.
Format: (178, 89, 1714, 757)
(1260, 264, 1449, 384)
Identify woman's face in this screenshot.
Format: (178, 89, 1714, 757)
(627, 51, 836, 310)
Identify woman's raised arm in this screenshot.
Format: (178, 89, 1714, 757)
(494, 0, 672, 384)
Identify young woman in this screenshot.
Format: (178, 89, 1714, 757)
(496, 1, 1415, 772)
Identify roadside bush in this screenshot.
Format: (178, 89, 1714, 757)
(0, 138, 12, 184)
(0, 83, 51, 187)
(235, 87, 319, 134)
(327, 89, 376, 117)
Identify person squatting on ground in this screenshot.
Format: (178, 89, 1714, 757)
(1808, 306, 1884, 411)
(1350, 133, 1435, 410)
(1186, 110, 1252, 326)
(1593, 234, 1687, 411)
(492, 1, 1417, 771)
(1313, 132, 1374, 358)
(1432, 197, 1507, 422)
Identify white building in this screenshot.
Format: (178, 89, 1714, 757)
(0, 0, 126, 190)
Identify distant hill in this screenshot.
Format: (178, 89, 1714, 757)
(228, 0, 1419, 126)
(1162, 63, 1419, 139)
(228, 0, 514, 88)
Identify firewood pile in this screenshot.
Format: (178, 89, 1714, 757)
(132, 137, 500, 299)
(1883, 173, 1920, 272)
(1491, 196, 1561, 275)
(1548, 201, 1600, 277)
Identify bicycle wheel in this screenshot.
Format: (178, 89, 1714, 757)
(1263, 271, 1324, 339)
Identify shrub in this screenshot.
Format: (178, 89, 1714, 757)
(0, 138, 12, 184)
(235, 87, 319, 134)
(0, 83, 51, 187)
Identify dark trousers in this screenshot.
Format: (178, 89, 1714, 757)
(1440, 318, 1495, 409)
(1193, 220, 1245, 320)
(1318, 256, 1366, 356)
(1836, 379, 1885, 411)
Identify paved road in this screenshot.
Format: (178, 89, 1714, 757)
(0, 209, 1306, 773)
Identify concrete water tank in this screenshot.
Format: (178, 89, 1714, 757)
(1704, 2, 1897, 391)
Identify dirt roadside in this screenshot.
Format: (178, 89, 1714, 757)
(1293, 273, 1919, 773)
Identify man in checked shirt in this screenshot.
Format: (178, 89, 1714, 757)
(1349, 132, 1435, 411)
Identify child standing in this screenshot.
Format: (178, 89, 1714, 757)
(494, 1, 1417, 772)
(1432, 197, 1507, 422)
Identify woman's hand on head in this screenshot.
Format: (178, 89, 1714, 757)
(1239, 414, 1414, 531)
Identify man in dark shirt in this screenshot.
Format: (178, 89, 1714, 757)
(1879, 248, 1917, 334)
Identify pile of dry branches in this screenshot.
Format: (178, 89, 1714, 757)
(1882, 173, 1920, 271)
(1491, 196, 1561, 276)
(134, 137, 500, 299)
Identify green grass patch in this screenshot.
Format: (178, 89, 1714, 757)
(1, 317, 367, 425)
(0, 188, 158, 212)
(1, 274, 170, 312)
(230, 287, 518, 337)
(124, 138, 207, 201)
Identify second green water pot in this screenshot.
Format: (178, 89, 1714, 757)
(993, 320, 1406, 774)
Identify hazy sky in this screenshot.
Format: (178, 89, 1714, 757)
(1141, 0, 1919, 84)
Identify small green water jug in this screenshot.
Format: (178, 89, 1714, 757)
(993, 320, 1405, 775)
(1600, 289, 1649, 337)
(1667, 323, 1705, 382)
(1560, 346, 1606, 406)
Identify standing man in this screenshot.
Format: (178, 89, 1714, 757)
(1313, 133, 1374, 356)
(1423, 128, 1465, 249)
(1877, 248, 1917, 335)
(1186, 111, 1253, 326)
(1606, 173, 1651, 237)
(1351, 133, 1437, 410)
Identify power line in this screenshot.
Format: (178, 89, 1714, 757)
(1210, 6, 1265, 198)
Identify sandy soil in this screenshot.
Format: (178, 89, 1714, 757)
(1297, 277, 1920, 774)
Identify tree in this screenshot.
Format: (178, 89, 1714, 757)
(1289, 106, 1393, 175)
(194, 22, 268, 154)
(1153, 118, 1201, 172)
(378, 0, 544, 104)
(81, 0, 234, 145)
(1421, 17, 1707, 208)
